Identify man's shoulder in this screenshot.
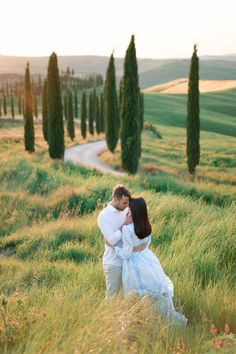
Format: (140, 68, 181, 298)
(98, 204, 110, 220)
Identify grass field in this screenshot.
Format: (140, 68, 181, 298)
(143, 89, 236, 137)
(0, 87, 235, 353)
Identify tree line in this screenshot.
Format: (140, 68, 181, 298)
(23, 36, 199, 175)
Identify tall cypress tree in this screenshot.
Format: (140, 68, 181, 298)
(33, 95, 38, 118)
(22, 97, 25, 118)
(24, 62, 35, 152)
(103, 53, 119, 152)
(186, 44, 200, 175)
(11, 95, 15, 119)
(95, 95, 100, 134)
(88, 92, 94, 135)
(63, 94, 68, 120)
(0, 99, 2, 117)
(74, 89, 78, 118)
(100, 93, 105, 133)
(18, 95, 22, 115)
(3, 96, 7, 116)
(42, 79, 48, 142)
(67, 90, 75, 140)
(47, 52, 64, 159)
(81, 91, 87, 139)
(121, 35, 140, 174)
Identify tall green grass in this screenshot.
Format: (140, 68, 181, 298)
(0, 151, 235, 353)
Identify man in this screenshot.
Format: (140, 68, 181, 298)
(98, 184, 146, 299)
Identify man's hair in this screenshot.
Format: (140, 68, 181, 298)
(112, 184, 131, 200)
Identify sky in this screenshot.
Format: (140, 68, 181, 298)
(1, 0, 236, 59)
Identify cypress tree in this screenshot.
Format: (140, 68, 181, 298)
(88, 92, 94, 135)
(42, 79, 48, 142)
(23, 62, 35, 152)
(22, 97, 25, 117)
(33, 95, 38, 118)
(95, 95, 101, 134)
(103, 53, 119, 152)
(100, 93, 105, 133)
(92, 88, 96, 122)
(3, 96, 7, 116)
(63, 94, 67, 120)
(67, 90, 75, 141)
(121, 35, 140, 174)
(186, 44, 200, 175)
(0, 99, 2, 117)
(74, 89, 78, 118)
(11, 95, 14, 119)
(18, 95, 22, 115)
(47, 52, 64, 159)
(81, 91, 87, 139)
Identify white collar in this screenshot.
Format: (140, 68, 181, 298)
(107, 202, 121, 213)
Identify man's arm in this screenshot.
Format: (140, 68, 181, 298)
(98, 214, 122, 245)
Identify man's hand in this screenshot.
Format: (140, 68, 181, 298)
(133, 243, 147, 252)
(105, 240, 115, 249)
(105, 240, 147, 253)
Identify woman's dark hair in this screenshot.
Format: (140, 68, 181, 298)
(129, 197, 152, 239)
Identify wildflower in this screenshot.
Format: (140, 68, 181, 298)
(210, 324, 218, 336)
(224, 323, 230, 334)
(213, 337, 223, 348)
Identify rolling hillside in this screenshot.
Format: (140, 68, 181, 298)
(144, 89, 236, 137)
(139, 59, 236, 88)
(143, 78, 236, 94)
(1, 54, 236, 89)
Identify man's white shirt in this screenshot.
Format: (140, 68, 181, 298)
(98, 203, 127, 267)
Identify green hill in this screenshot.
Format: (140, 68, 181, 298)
(144, 89, 236, 137)
(140, 59, 236, 88)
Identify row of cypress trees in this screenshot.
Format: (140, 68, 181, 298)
(24, 53, 65, 158)
(102, 38, 200, 176)
(103, 35, 144, 174)
(0, 94, 39, 118)
(80, 90, 105, 139)
(23, 42, 199, 175)
(24, 53, 106, 158)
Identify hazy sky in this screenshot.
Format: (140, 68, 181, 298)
(1, 0, 236, 58)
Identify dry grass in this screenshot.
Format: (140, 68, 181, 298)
(143, 78, 236, 94)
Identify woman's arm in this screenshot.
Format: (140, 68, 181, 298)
(114, 225, 133, 259)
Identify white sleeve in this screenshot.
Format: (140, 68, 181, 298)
(98, 213, 122, 245)
(115, 225, 133, 259)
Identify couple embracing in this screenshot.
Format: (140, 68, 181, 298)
(98, 185, 187, 326)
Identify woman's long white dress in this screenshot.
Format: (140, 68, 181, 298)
(115, 223, 187, 326)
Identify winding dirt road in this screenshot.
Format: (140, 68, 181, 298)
(64, 140, 127, 177)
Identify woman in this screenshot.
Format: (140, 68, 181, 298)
(114, 197, 187, 326)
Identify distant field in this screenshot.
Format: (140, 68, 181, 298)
(144, 89, 236, 137)
(143, 78, 236, 94)
(139, 59, 236, 88)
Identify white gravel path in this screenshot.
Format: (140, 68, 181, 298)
(64, 140, 127, 177)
